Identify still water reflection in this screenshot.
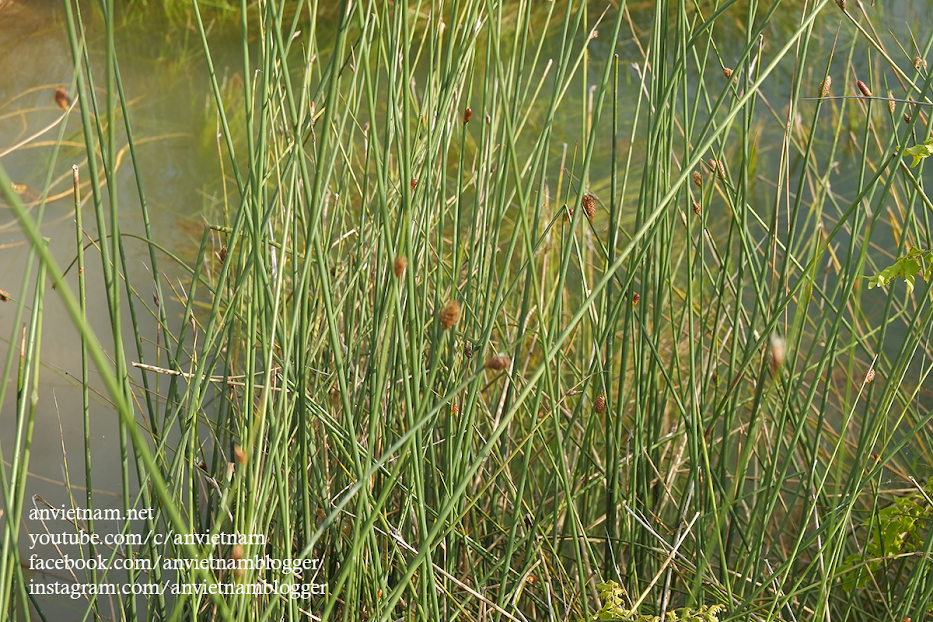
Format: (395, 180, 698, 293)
(0, 0, 224, 543)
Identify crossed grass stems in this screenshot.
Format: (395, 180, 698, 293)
(2, 0, 933, 620)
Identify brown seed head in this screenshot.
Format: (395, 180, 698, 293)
(440, 300, 461, 329)
(0, 289, 10, 302)
(394, 255, 408, 278)
(905, 113, 912, 123)
(692, 171, 702, 187)
(309, 100, 316, 121)
(692, 201, 701, 216)
(835, 0, 845, 9)
(234, 444, 248, 466)
(632, 292, 640, 307)
(723, 67, 733, 79)
(219, 246, 227, 262)
(410, 178, 418, 191)
(887, 91, 896, 115)
(864, 368, 876, 384)
(581, 194, 597, 221)
(914, 56, 926, 70)
(463, 340, 473, 358)
(562, 205, 574, 222)
(820, 75, 832, 97)
(231, 544, 245, 579)
(594, 393, 607, 414)
(464, 107, 472, 124)
(857, 79, 872, 98)
(708, 158, 726, 180)
(54, 87, 70, 110)
(484, 354, 511, 371)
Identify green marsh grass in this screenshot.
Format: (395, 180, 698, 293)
(3, 0, 933, 620)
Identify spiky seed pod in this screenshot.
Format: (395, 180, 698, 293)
(914, 57, 926, 70)
(723, 68, 733, 79)
(484, 354, 512, 371)
(393, 255, 408, 278)
(234, 445, 248, 466)
(857, 80, 872, 98)
(692, 171, 702, 187)
(463, 340, 473, 358)
(769, 334, 786, 374)
(887, 91, 896, 115)
(864, 368, 876, 384)
(820, 75, 832, 97)
(440, 300, 461, 329)
(632, 292, 640, 307)
(692, 201, 701, 215)
(581, 194, 597, 221)
(54, 87, 70, 110)
(464, 107, 473, 124)
(594, 393, 607, 414)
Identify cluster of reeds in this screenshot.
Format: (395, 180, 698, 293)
(2, 0, 933, 621)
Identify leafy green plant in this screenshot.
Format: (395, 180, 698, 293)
(867, 247, 933, 294)
(594, 581, 726, 622)
(904, 136, 933, 167)
(840, 484, 933, 593)
(593, 582, 726, 622)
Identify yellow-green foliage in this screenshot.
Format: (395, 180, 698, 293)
(867, 247, 933, 294)
(594, 582, 726, 621)
(840, 482, 933, 593)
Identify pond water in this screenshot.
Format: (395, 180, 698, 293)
(2, 0, 933, 619)
(0, 1, 218, 466)
(0, 4, 235, 617)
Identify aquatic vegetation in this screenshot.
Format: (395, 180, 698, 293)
(2, 0, 933, 621)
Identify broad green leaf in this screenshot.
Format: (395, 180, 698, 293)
(904, 137, 933, 167)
